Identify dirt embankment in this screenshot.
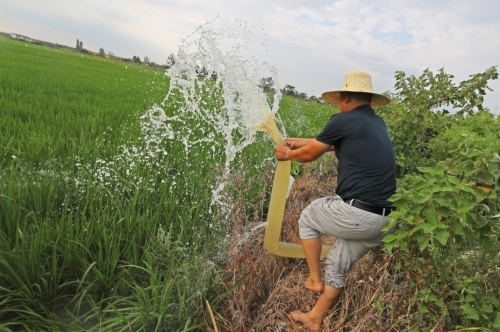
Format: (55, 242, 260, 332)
(212, 155, 428, 332)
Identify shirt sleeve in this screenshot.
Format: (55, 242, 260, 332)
(315, 113, 346, 146)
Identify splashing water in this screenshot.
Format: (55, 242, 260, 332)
(145, 18, 284, 167)
(140, 18, 286, 208)
(68, 18, 285, 224)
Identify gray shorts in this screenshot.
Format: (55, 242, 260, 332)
(298, 195, 396, 288)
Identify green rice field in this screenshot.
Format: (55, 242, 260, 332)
(0, 36, 336, 331)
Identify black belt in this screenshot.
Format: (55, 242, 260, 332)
(344, 199, 395, 216)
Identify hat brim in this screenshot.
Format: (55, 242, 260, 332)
(322, 90, 391, 108)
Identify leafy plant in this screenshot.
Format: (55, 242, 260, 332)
(378, 66, 498, 176)
(381, 67, 500, 330)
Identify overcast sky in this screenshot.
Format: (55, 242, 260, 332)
(2, 0, 499, 113)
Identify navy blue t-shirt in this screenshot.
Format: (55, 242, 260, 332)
(315, 104, 396, 206)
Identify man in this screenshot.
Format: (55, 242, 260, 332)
(274, 71, 397, 331)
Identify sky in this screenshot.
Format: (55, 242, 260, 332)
(2, 0, 500, 113)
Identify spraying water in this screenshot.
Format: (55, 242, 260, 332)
(144, 18, 330, 258)
(77, 18, 331, 258)
(139, 18, 288, 212)
(152, 17, 284, 168)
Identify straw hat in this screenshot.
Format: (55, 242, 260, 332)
(321, 71, 391, 107)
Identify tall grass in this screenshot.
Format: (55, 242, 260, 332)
(0, 36, 336, 330)
(0, 37, 166, 166)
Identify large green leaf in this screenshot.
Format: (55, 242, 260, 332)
(447, 175, 460, 186)
(434, 230, 449, 245)
(494, 312, 500, 328)
(422, 223, 436, 233)
(418, 303, 429, 314)
(433, 165, 446, 175)
(434, 206, 451, 217)
(450, 220, 465, 236)
(464, 294, 475, 302)
(417, 167, 434, 174)
(383, 217, 399, 231)
(487, 161, 498, 175)
(463, 162, 475, 176)
(460, 303, 480, 320)
(434, 197, 456, 209)
(417, 192, 432, 204)
(425, 212, 438, 224)
(458, 201, 476, 213)
(383, 234, 397, 243)
(458, 184, 476, 194)
(414, 179, 429, 191)
(475, 170, 494, 185)
(417, 235, 430, 251)
(466, 148, 483, 158)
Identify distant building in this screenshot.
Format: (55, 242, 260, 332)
(10, 33, 32, 43)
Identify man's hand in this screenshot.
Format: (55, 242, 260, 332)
(284, 139, 296, 150)
(284, 138, 312, 150)
(275, 139, 333, 163)
(274, 145, 291, 161)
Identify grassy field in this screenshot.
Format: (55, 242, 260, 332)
(0, 36, 168, 165)
(0, 36, 336, 331)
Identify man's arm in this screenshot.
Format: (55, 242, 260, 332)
(285, 138, 334, 151)
(275, 139, 332, 162)
(284, 138, 314, 149)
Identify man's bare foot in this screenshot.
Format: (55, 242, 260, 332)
(305, 276, 324, 293)
(289, 311, 321, 332)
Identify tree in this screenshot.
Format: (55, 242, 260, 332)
(143, 56, 150, 65)
(166, 53, 176, 68)
(99, 48, 105, 57)
(132, 56, 141, 64)
(76, 39, 80, 51)
(308, 95, 323, 103)
(259, 77, 275, 93)
(282, 84, 297, 96)
(195, 65, 209, 78)
(79, 41, 83, 52)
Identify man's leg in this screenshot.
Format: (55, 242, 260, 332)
(293, 197, 396, 330)
(301, 237, 324, 293)
(289, 285, 343, 332)
(290, 238, 367, 331)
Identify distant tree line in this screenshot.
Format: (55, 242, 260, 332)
(68, 39, 325, 102)
(194, 64, 218, 81)
(259, 77, 326, 104)
(75, 39, 90, 54)
(73, 38, 175, 69)
(122, 53, 177, 70)
(70, 38, 182, 71)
